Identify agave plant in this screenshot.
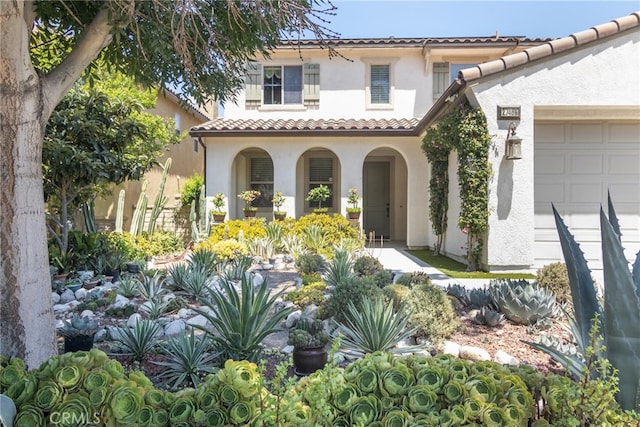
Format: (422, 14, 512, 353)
(61, 314, 100, 337)
(334, 297, 420, 357)
(222, 254, 253, 280)
(114, 319, 161, 361)
(527, 194, 640, 410)
(153, 331, 218, 389)
(489, 279, 560, 325)
(472, 306, 505, 327)
(136, 272, 167, 300)
(140, 297, 169, 320)
(188, 248, 220, 274)
(117, 274, 140, 297)
(181, 265, 214, 299)
(465, 287, 494, 309)
(193, 268, 294, 362)
(324, 248, 356, 288)
(166, 263, 190, 290)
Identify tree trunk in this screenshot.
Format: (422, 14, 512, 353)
(1, 5, 57, 367)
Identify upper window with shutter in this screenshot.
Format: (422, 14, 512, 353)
(245, 63, 319, 109)
(365, 61, 394, 109)
(433, 62, 476, 101)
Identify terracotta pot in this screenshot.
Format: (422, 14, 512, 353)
(213, 213, 226, 222)
(83, 280, 99, 290)
(53, 273, 69, 281)
(347, 211, 361, 220)
(274, 212, 287, 221)
(243, 209, 257, 218)
(64, 335, 94, 352)
(292, 346, 328, 376)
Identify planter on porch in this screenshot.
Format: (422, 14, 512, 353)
(274, 211, 287, 221)
(212, 212, 226, 222)
(347, 208, 361, 220)
(243, 208, 258, 218)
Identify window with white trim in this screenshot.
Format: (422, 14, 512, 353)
(370, 64, 390, 104)
(250, 157, 273, 208)
(308, 157, 334, 209)
(245, 63, 320, 109)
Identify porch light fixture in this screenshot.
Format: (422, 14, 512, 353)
(505, 122, 522, 160)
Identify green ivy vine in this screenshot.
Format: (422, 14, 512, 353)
(421, 105, 491, 270)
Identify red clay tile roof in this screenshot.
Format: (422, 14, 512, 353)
(417, 11, 640, 132)
(459, 12, 640, 82)
(280, 36, 548, 49)
(190, 118, 419, 136)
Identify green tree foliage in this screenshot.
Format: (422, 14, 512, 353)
(43, 70, 181, 253)
(1, 0, 338, 366)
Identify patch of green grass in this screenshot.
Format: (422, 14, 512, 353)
(407, 250, 535, 280)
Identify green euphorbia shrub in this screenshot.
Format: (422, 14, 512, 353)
(284, 281, 328, 309)
(404, 283, 459, 344)
(208, 218, 267, 243)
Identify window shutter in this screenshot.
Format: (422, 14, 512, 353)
(245, 62, 262, 109)
(370, 64, 390, 104)
(283, 66, 303, 104)
(303, 63, 320, 108)
(309, 158, 332, 182)
(433, 62, 449, 101)
(251, 158, 274, 182)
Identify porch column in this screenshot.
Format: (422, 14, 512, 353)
(204, 140, 234, 220)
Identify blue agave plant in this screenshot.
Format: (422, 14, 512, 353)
(528, 193, 640, 410)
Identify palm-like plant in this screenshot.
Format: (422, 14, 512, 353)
(193, 269, 294, 362)
(188, 248, 220, 274)
(136, 272, 167, 300)
(153, 331, 218, 389)
(166, 263, 190, 290)
(324, 248, 355, 288)
(181, 265, 214, 299)
(114, 319, 161, 361)
(334, 297, 420, 358)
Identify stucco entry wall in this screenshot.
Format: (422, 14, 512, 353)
(203, 135, 430, 246)
(467, 30, 640, 270)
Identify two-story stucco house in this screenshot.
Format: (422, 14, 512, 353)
(190, 12, 640, 276)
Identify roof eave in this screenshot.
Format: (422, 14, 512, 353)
(189, 128, 417, 138)
(414, 79, 467, 135)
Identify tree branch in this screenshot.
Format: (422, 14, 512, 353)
(43, 6, 114, 117)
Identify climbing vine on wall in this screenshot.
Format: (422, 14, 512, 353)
(421, 105, 491, 270)
(455, 107, 491, 270)
(421, 112, 456, 255)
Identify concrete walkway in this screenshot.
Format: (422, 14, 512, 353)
(369, 244, 491, 290)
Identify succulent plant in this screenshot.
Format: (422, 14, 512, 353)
(489, 279, 560, 325)
(445, 283, 467, 301)
(465, 287, 494, 309)
(473, 306, 505, 327)
(61, 314, 100, 337)
(288, 317, 330, 349)
(527, 194, 640, 410)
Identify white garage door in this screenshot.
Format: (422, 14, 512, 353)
(534, 121, 640, 278)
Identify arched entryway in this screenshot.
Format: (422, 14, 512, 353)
(363, 148, 408, 242)
(231, 148, 273, 219)
(295, 148, 341, 217)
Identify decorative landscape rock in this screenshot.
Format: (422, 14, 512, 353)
(285, 310, 301, 329)
(80, 309, 95, 319)
(53, 303, 72, 314)
(186, 314, 210, 328)
(177, 308, 192, 318)
(164, 319, 187, 336)
(51, 292, 60, 304)
(74, 288, 87, 301)
(59, 289, 75, 304)
(494, 350, 520, 365)
(459, 345, 491, 362)
(442, 340, 461, 357)
(112, 294, 131, 309)
(127, 313, 142, 328)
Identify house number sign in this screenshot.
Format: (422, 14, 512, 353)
(497, 106, 521, 120)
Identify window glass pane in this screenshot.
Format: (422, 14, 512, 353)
(284, 66, 303, 104)
(251, 158, 274, 207)
(309, 158, 333, 208)
(371, 64, 390, 104)
(263, 66, 282, 104)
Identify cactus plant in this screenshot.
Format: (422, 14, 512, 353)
(489, 279, 560, 325)
(288, 317, 330, 349)
(528, 194, 640, 410)
(130, 180, 148, 235)
(115, 189, 125, 232)
(147, 158, 172, 234)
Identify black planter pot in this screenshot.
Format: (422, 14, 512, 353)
(64, 335, 95, 352)
(105, 268, 120, 283)
(126, 263, 141, 274)
(292, 346, 328, 376)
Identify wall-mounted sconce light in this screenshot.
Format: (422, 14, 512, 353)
(505, 122, 522, 160)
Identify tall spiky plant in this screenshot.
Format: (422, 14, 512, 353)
(528, 193, 640, 410)
(130, 180, 148, 236)
(115, 189, 125, 232)
(147, 158, 172, 234)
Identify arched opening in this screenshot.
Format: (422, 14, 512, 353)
(295, 148, 341, 217)
(231, 148, 273, 219)
(363, 147, 408, 242)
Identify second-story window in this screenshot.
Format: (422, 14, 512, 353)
(370, 64, 390, 104)
(263, 66, 302, 105)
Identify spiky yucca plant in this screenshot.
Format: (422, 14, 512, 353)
(528, 194, 640, 410)
(114, 319, 161, 361)
(154, 331, 218, 389)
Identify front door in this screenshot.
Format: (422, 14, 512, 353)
(363, 161, 390, 239)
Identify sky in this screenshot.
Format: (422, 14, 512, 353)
(325, 1, 638, 39)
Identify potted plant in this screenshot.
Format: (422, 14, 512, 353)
(105, 252, 126, 282)
(61, 314, 100, 352)
(306, 185, 331, 213)
(212, 192, 226, 222)
(238, 190, 261, 218)
(271, 191, 286, 220)
(346, 187, 361, 220)
(52, 250, 75, 280)
(288, 316, 330, 375)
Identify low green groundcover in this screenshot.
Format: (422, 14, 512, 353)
(0, 349, 635, 426)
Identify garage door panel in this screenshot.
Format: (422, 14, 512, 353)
(608, 123, 640, 143)
(534, 120, 640, 281)
(535, 153, 565, 174)
(568, 123, 603, 143)
(569, 154, 602, 174)
(607, 154, 640, 174)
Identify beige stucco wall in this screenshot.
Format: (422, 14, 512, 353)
(203, 135, 430, 247)
(94, 92, 207, 234)
(466, 29, 640, 270)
